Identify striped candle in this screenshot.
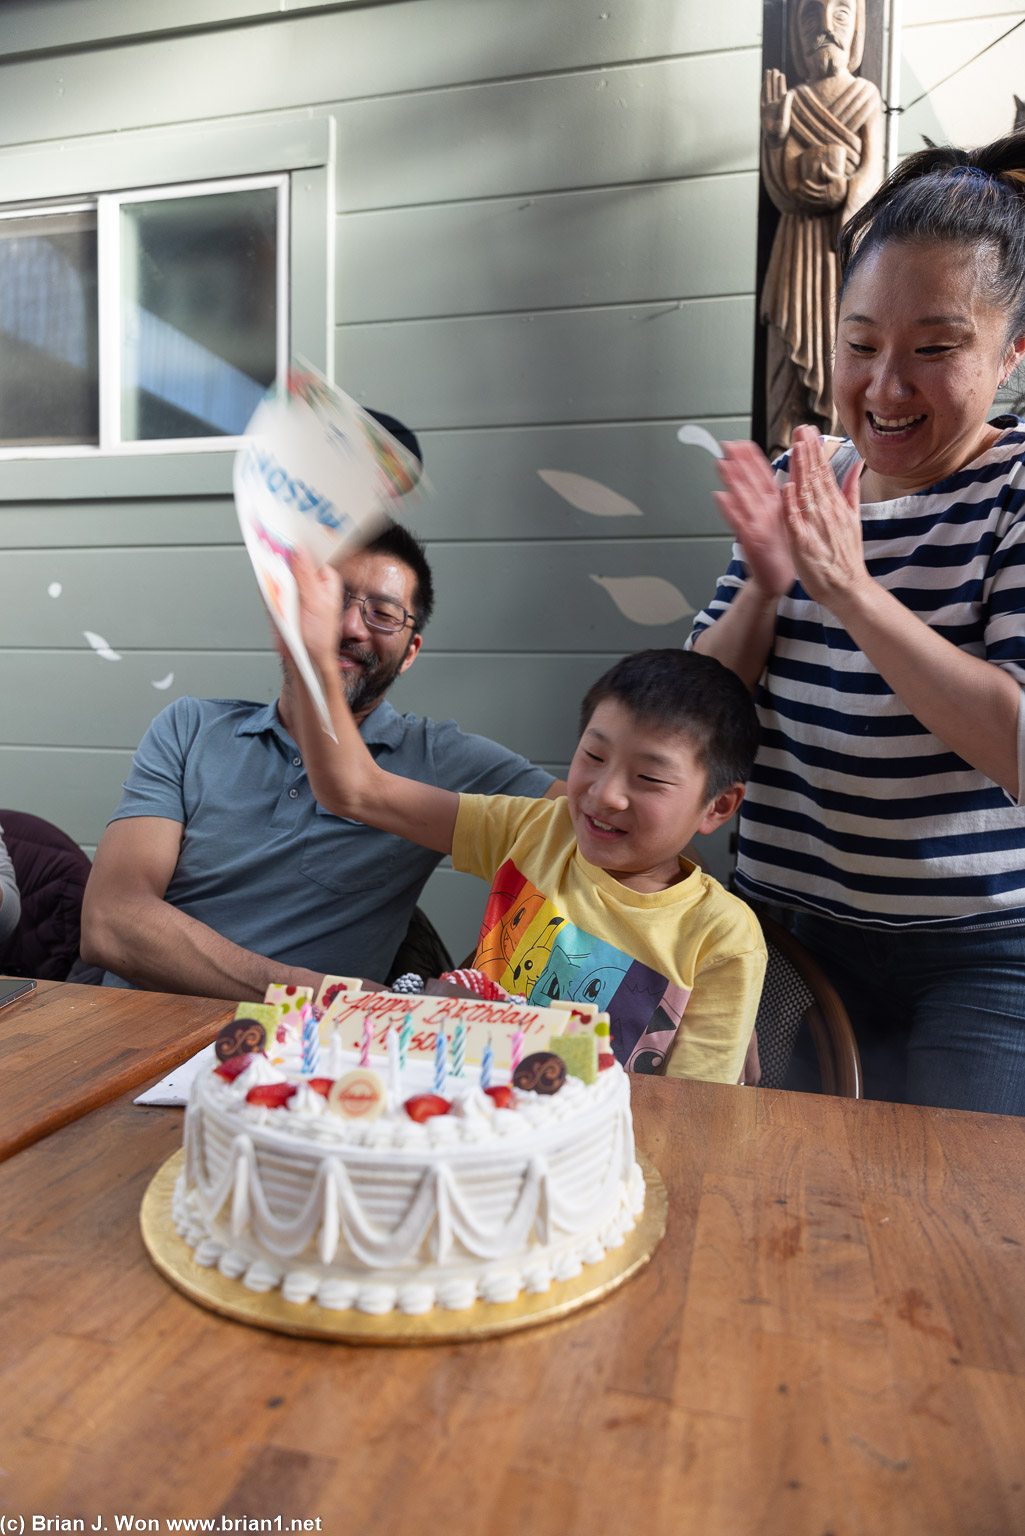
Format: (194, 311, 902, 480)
(399, 1012, 412, 1071)
(510, 1028, 525, 1072)
(481, 1034, 493, 1090)
(451, 1022, 466, 1078)
(301, 1003, 320, 1076)
(433, 1028, 448, 1094)
(360, 1013, 372, 1068)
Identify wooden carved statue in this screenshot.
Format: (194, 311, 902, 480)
(760, 0, 883, 455)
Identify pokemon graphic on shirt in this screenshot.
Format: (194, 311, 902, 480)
(472, 859, 691, 1072)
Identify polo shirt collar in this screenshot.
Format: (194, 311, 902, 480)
(234, 696, 408, 749)
(236, 699, 286, 741)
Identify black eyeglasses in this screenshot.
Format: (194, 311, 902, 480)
(341, 589, 417, 634)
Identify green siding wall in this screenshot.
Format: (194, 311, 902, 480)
(0, 0, 762, 958)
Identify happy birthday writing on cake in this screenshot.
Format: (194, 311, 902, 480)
(319, 991, 558, 1065)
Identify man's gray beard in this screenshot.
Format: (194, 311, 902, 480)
(342, 654, 386, 715)
(338, 640, 412, 715)
(280, 638, 413, 717)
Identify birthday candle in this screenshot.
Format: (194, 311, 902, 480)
(387, 1026, 402, 1105)
(452, 1022, 466, 1078)
(481, 1034, 493, 1090)
(510, 1028, 525, 1072)
(360, 1013, 372, 1069)
(301, 1003, 320, 1076)
(399, 1012, 412, 1071)
(433, 1028, 448, 1094)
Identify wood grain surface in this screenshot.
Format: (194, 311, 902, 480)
(2, 1071, 1024, 1533)
(0, 980, 233, 1161)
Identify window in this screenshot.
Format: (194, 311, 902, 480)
(0, 174, 288, 456)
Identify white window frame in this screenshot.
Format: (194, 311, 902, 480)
(0, 172, 289, 460)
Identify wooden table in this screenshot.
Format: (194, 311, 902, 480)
(0, 978, 233, 1160)
(3, 1067, 1025, 1535)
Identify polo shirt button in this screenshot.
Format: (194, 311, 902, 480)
(288, 787, 299, 799)
(293, 756, 302, 766)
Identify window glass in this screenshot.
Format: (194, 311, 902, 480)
(119, 186, 278, 441)
(0, 209, 98, 447)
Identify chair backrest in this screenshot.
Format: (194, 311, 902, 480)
(386, 905, 454, 986)
(0, 810, 92, 982)
(755, 912, 862, 1097)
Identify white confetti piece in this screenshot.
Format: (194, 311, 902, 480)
(589, 575, 694, 626)
(47, 582, 62, 598)
(537, 470, 642, 518)
(83, 630, 122, 661)
(151, 672, 175, 690)
(676, 424, 724, 459)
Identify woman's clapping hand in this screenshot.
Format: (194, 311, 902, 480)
(715, 423, 866, 613)
(781, 427, 867, 611)
(714, 440, 796, 598)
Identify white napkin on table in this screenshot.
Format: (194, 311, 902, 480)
(134, 1042, 216, 1106)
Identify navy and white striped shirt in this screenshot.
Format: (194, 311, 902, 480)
(689, 419, 1025, 930)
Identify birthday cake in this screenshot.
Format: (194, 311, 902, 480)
(172, 986, 645, 1316)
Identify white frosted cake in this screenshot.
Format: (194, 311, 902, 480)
(173, 1021, 644, 1317)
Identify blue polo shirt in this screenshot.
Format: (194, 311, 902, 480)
(103, 696, 553, 985)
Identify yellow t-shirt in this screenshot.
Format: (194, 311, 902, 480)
(452, 795, 766, 1084)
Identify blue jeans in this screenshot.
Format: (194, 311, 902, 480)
(787, 912, 1025, 1116)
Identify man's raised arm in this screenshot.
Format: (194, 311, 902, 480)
(80, 817, 324, 1001)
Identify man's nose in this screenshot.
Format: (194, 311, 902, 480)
(339, 597, 372, 642)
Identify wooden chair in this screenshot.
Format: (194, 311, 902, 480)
(754, 911, 862, 1097)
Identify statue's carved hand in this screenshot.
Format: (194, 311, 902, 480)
(761, 69, 791, 140)
(796, 142, 849, 208)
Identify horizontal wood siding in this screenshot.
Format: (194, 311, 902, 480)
(338, 174, 759, 322)
(0, 0, 761, 960)
(338, 298, 755, 428)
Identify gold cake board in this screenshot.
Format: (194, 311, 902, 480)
(141, 1148, 667, 1345)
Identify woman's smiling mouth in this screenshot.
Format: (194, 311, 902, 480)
(868, 412, 927, 434)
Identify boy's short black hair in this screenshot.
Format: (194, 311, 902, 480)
(578, 649, 759, 800)
(364, 521, 435, 631)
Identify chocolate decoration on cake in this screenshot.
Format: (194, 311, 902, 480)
(215, 1018, 267, 1062)
(512, 1051, 567, 1095)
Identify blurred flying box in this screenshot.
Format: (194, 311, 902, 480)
(234, 365, 424, 735)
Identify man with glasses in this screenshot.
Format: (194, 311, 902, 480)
(82, 440, 560, 1000)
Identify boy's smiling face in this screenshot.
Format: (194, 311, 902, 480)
(567, 698, 744, 893)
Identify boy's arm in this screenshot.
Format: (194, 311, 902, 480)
(662, 944, 767, 1084)
(289, 555, 458, 856)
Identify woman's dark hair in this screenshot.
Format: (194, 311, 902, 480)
(838, 132, 1025, 360)
(578, 649, 759, 800)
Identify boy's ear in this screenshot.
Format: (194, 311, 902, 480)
(694, 783, 745, 835)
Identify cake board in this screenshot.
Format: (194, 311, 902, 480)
(140, 1148, 668, 1345)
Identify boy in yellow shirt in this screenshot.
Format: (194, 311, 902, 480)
(289, 555, 765, 1083)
